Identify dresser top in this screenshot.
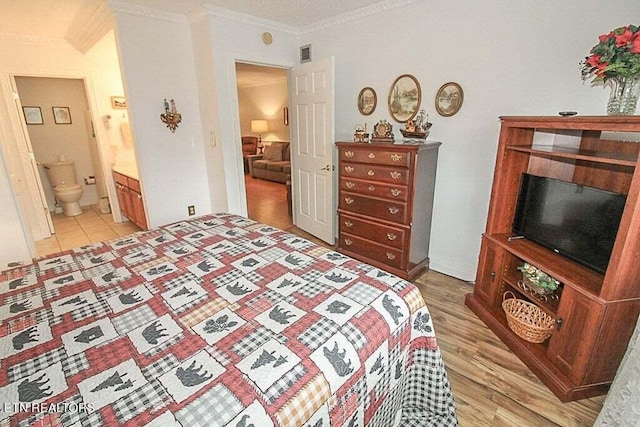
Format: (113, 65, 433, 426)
(336, 141, 441, 151)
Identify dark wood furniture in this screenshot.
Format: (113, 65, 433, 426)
(336, 141, 440, 280)
(465, 116, 640, 402)
(242, 136, 258, 172)
(113, 171, 147, 229)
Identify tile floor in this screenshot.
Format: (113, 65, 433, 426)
(35, 204, 141, 258)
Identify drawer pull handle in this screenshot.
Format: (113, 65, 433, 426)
(368, 152, 376, 159)
(345, 238, 353, 246)
(345, 151, 355, 158)
(388, 207, 400, 214)
(367, 170, 375, 176)
(387, 233, 397, 241)
(368, 185, 375, 191)
(386, 252, 396, 260)
(391, 154, 402, 162)
(345, 197, 354, 205)
(390, 188, 401, 197)
(137, 194, 142, 199)
(390, 171, 402, 179)
(345, 166, 354, 173)
(344, 220, 353, 228)
(345, 181, 355, 189)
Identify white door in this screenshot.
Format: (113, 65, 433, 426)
(11, 79, 54, 238)
(288, 57, 335, 244)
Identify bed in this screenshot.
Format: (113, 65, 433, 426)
(0, 213, 457, 426)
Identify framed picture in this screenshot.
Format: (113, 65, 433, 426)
(52, 107, 72, 124)
(388, 74, 421, 123)
(435, 82, 464, 117)
(111, 96, 127, 109)
(357, 87, 377, 116)
(22, 106, 43, 125)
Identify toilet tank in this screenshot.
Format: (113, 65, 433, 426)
(43, 161, 77, 187)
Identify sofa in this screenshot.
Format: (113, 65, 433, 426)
(248, 141, 291, 183)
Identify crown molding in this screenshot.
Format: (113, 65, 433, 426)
(66, 2, 115, 54)
(197, 4, 300, 35)
(302, 0, 422, 34)
(106, 0, 188, 24)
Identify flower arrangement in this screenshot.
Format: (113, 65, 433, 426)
(580, 25, 640, 83)
(517, 262, 560, 291)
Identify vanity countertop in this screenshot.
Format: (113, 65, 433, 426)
(112, 164, 139, 181)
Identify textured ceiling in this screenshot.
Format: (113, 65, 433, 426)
(0, 0, 388, 39)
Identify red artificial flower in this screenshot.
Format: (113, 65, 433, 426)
(599, 32, 613, 43)
(586, 54, 602, 67)
(631, 31, 640, 53)
(595, 62, 609, 77)
(615, 28, 634, 47)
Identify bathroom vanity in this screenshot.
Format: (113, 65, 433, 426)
(113, 169, 147, 229)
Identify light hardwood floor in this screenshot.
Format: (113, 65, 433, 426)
(247, 176, 605, 426)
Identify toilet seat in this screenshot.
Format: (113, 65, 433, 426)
(55, 183, 82, 194)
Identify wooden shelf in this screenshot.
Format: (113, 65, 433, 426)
(507, 144, 638, 167)
(486, 233, 604, 298)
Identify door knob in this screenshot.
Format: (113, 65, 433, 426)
(321, 164, 334, 171)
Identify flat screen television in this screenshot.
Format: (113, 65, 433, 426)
(512, 173, 627, 274)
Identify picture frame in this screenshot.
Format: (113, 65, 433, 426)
(435, 82, 464, 117)
(388, 74, 421, 123)
(357, 87, 377, 116)
(111, 96, 127, 109)
(52, 107, 72, 124)
(22, 106, 43, 125)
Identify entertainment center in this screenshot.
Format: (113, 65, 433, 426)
(465, 116, 640, 402)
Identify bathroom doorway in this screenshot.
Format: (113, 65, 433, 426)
(14, 76, 110, 247)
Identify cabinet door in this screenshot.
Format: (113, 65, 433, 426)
(131, 190, 147, 229)
(546, 286, 603, 385)
(474, 238, 505, 308)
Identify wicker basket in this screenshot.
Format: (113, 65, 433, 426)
(502, 291, 556, 343)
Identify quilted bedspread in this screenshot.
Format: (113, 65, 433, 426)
(0, 213, 457, 426)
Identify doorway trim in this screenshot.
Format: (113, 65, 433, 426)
(224, 54, 295, 218)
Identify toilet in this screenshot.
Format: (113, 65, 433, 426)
(43, 160, 84, 216)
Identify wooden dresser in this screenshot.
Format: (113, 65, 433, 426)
(336, 141, 440, 280)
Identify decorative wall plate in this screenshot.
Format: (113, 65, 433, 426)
(357, 87, 377, 116)
(388, 74, 421, 122)
(435, 82, 464, 116)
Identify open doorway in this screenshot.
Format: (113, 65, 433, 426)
(235, 62, 292, 230)
(14, 76, 139, 256)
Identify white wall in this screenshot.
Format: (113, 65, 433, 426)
(237, 77, 289, 142)
(113, 10, 212, 226)
(302, 0, 640, 280)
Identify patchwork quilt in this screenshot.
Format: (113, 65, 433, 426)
(0, 213, 457, 426)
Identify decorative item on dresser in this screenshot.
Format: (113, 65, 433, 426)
(465, 115, 640, 402)
(336, 141, 440, 280)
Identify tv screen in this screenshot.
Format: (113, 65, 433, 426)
(512, 173, 627, 274)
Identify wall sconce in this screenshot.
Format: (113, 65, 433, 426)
(251, 119, 268, 153)
(161, 98, 182, 133)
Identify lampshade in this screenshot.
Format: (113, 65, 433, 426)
(251, 120, 269, 133)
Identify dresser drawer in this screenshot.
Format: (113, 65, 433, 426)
(339, 192, 409, 224)
(339, 232, 405, 269)
(340, 163, 409, 185)
(340, 178, 408, 201)
(340, 148, 411, 167)
(339, 213, 406, 249)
